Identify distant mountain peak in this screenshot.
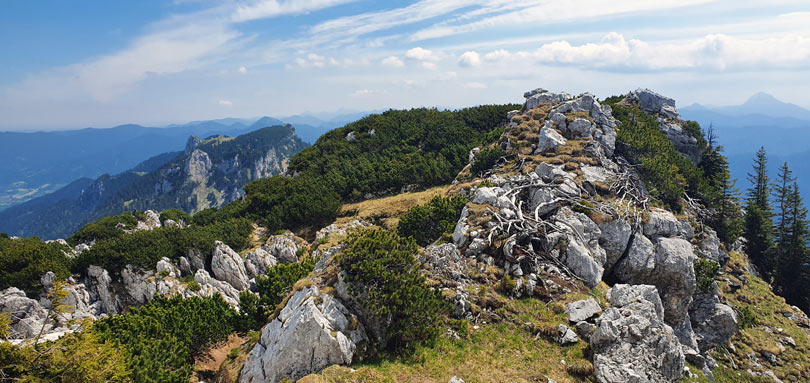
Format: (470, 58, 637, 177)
(744, 92, 782, 106)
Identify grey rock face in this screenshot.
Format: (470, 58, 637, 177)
(0, 287, 49, 339)
(614, 236, 697, 324)
(566, 298, 603, 322)
(211, 241, 250, 291)
(689, 292, 738, 351)
(626, 89, 678, 118)
(185, 149, 212, 184)
(263, 234, 300, 264)
(86, 265, 118, 315)
(643, 209, 684, 238)
(544, 207, 606, 287)
(244, 248, 278, 279)
(591, 284, 684, 383)
(192, 269, 241, 307)
(121, 265, 156, 305)
(696, 228, 728, 264)
(536, 123, 567, 153)
(240, 286, 367, 383)
(598, 219, 632, 271)
(524, 89, 573, 110)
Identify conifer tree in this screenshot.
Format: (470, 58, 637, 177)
(743, 147, 776, 278)
(778, 183, 809, 306)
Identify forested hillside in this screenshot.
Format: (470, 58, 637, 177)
(0, 125, 307, 239)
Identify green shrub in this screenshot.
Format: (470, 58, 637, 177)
(737, 305, 757, 329)
(0, 236, 73, 297)
(94, 295, 238, 383)
(73, 218, 253, 274)
(397, 195, 468, 246)
(338, 229, 448, 350)
(187, 280, 201, 292)
(159, 209, 191, 225)
(240, 256, 317, 330)
(695, 258, 721, 292)
(68, 213, 138, 246)
(471, 146, 506, 175)
(606, 102, 715, 211)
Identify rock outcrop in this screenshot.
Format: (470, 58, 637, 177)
(211, 241, 250, 291)
(591, 284, 685, 383)
(240, 286, 368, 383)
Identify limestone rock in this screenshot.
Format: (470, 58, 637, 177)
(192, 269, 241, 307)
(557, 324, 579, 345)
(626, 89, 678, 118)
(422, 243, 465, 280)
(591, 284, 684, 383)
(240, 286, 367, 383)
(245, 247, 278, 279)
(211, 241, 249, 291)
(86, 265, 118, 315)
(536, 123, 567, 153)
(544, 207, 606, 287)
(566, 298, 603, 323)
(0, 287, 49, 339)
(689, 292, 738, 351)
(613, 236, 697, 324)
(598, 218, 632, 271)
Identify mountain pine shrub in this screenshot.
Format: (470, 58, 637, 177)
(397, 195, 467, 246)
(338, 229, 448, 350)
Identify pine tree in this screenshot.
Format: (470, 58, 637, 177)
(772, 162, 796, 292)
(743, 147, 776, 278)
(778, 183, 809, 307)
(716, 159, 743, 243)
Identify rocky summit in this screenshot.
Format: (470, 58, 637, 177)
(3, 87, 810, 383)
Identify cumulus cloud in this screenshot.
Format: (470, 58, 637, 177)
(458, 51, 480, 67)
(239, 66, 248, 73)
(421, 62, 438, 70)
(481, 32, 810, 71)
(406, 47, 438, 61)
(219, 99, 233, 106)
(381, 56, 405, 67)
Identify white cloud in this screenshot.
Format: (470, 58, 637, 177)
(239, 66, 248, 73)
(421, 62, 438, 70)
(231, 0, 357, 22)
(381, 56, 405, 67)
(309, 0, 480, 39)
(410, 0, 714, 41)
(481, 32, 810, 71)
(406, 47, 438, 61)
(350, 89, 381, 97)
(219, 99, 233, 106)
(458, 51, 480, 67)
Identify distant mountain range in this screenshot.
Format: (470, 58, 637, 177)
(680, 93, 810, 201)
(0, 112, 369, 211)
(0, 125, 308, 239)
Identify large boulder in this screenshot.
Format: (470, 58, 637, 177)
(0, 287, 50, 339)
(244, 248, 278, 279)
(211, 241, 250, 291)
(192, 269, 241, 307)
(523, 88, 573, 110)
(591, 284, 684, 383)
(689, 292, 738, 352)
(598, 218, 632, 271)
(613, 236, 697, 324)
(121, 266, 156, 305)
(625, 89, 678, 118)
(263, 235, 300, 264)
(86, 265, 118, 315)
(566, 298, 602, 322)
(240, 286, 368, 383)
(535, 123, 567, 154)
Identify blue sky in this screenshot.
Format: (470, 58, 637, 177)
(1, 0, 809, 131)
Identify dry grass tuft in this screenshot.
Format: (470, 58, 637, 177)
(566, 361, 595, 377)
